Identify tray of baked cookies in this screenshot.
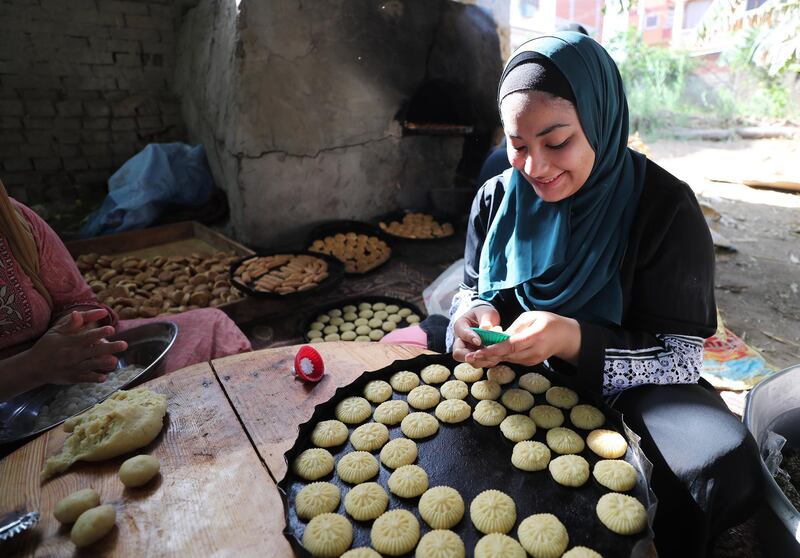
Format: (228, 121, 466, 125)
(306, 220, 393, 275)
(229, 251, 344, 299)
(278, 353, 656, 558)
(375, 210, 455, 241)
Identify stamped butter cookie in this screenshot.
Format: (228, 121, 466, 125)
(344, 481, 389, 521)
(419, 486, 465, 529)
(473, 400, 507, 427)
(380, 437, 418, 469)
(311, 420, 349, 448)
(302, 513, 353, 558)
(546, 427, 585, 455)
(293, 448, 334, 481)
(470, 489, 517, 534)
(371, 509, 420, 556)
(295, 482, 341, 520)
(500, 414, 536, 442)
(517, 513, 569, 558)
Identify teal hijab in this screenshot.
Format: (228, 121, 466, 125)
(478, 32, 646, 325)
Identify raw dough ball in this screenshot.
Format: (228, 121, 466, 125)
(390, 371, 420, 393)
(368, 329, 384, 341)
(308, 330, 323, 339)
(323, 325, 338, 335)
(388, 464, 429, 498)
(309, 321, 325, 331)
(359, 309, 374, 319)
(380, 437, 418, 469)
(549, 454, 590, 487)
(350, 422, 390, 451)
(330, 317, 345, 326)
(317, 314, 331, 324)
(563, 547, 603, 558)
(397, 308, 412, 317)
(354, 318, 369, 327)
(328, 308, 343, 318)
(470, 489, 516, 534)
(302, 513, 353, 557)
(324, 333, 341, 342)
(519, 372, 551, 394)
(54, 488, 100, 524)
(343, 312, 358, 321)
(385, 304, 400, 313)
(381, 321, 397, 332)
(500, 414, 536, 442)
(471, 380, 501, 401)
(293, 448, 335, 480)
(546, 427, 585, 455)
(342, 304, 357, 313)
(312, 420, 349, 447)
(371, 509, 420, 556)
(487, 365, 516, 385)
(335, 397, 372, 424)
(341, 548, 381, 558)
(296, 482, 341, 520)
(358, 302, 372, 311)
(596, 493, 647, 535)
(363, 380, 393, 404)
(501, 388, 535, 412)
(387, 314, 403, 324)
(368, 318, 383, 328)
(373, 399, 409, 425)
(453, 362, 484, 383)
(344, 482, 388, 521)
(355, 325, 371, 336)
(416, 529, 465, 558)
(474, 533, 527, 558)
(337, 451, 380, 484)
(517, 513, 569, 558)
(473, 400, 507, 427)
(406, 314, 420, 324)
(372, 302, 386, 311)
(119, 454, 160, 488)
(340, 331, 357, 341)
(400, 412, 439, 439)
(339, 322, 355, 332)
(355, 335, 372, 342)
(440, 380, 468, 400)
(421, 364, 451, 384)
(373, 310, 388, 320)
(310, 337, 325, 344)
(570, 404, 605, 430)
(587, 429, 628, 459)
(545, 386, 579, 409)
(511, 441, 551, 472)
(419, 486, 465, 529)
(407, 385, 441, 410)
(70, 504, 116, 548)
(435, 399, 471, 424)
(530, 405, 565, 430)
(593, 459, 638, 492)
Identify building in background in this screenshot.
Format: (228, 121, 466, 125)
(509, 0, 605, 50)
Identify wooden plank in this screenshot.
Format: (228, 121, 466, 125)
(64, 222, 196, 258)
(212, 342, 431, 482)
(0, 363, 291, 557)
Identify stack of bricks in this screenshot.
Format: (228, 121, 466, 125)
(0, 0, 188, 214)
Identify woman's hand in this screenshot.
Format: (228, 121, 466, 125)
(452, 304, 501, 364)
(463, 311, 581, 368)
(27, 309, 128, 385)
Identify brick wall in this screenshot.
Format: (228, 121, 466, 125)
(0, 0, 186, 220)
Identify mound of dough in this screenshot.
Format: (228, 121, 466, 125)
(511, 441, 551, 471)
(371, 509, 420, 556)
(416, 529, 465, 558)
(587, 429, 628, 459)
(596, 493, 647, 535)
(501, 388, 535, 412)
(569, 404, 605, 430)
(500, 414, 536, 442)
(440, 380, 469, 400)
(487, 365, 516, 385)
(296, 482, 341, 520)
(335, 397, 372, 424)
(471, 380, 501, 401)
(517, 513, 569, 558)
(407, 385, 441, 410)
(54, 488, 100, 524)
(545, 386, 579, 409)
(453, 362, 484, 383)
(419, 486, 465, 529)
(474, 533, 527, 558)
(435, 399, 471, 423)
(41, 388, 167, 481)
(363, 380, 393, 403)
(470, 489, 516, 534)
(530, 405, 564, 430)
(390, 371, 420, 393)
(373, 400, 410, 425)
(473, 400, 507, 427)
(312, 420, 349, 448)
(546, 427, 585, 455)
(380, 438, 418, 469)
(341, 549, 382, 558)
(350, 422, 390, 452)
(388, 464, 429, 498)
(421, 364, 451, 384)
(302, 513, 353, 557)
(548, 455, 590, 487)
(293, 448, 335, 481)
(70, 504, 116, 548)
(519, 372, 551, 394)
(401, 412, 440, 439)
(563, 547, 603, 558)
(344, 482, 389, 521)
(593, 459, 638, 492)
(337, 451, 379, 484)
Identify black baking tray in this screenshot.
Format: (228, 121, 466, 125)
(229, 251, 345, 300)
(373, 210, 455, 242)
(301, 295, 426, 343)
(304, 220, 394, 276)
(278, 353, 657, 557)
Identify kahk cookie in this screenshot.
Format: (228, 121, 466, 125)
(380, 438, 418, 469)
(487, 365, 516, 385)
(350, 422, 390, 452)
(344, 482, 389, 521)
(388, 464, 429, 498)
(302, 513, 353, 558)
(335, 397, 372, 424)
(530, 405, 565, 430)
(500, 414, 536, 442)
(421, 364, 451, 384)
(453, 362, 484, 383)
(295, 482, 341, 520)
(549, 455, 590, 487)
(419, 486, 465, 529)
(596, 493, 647, 535)
(336, 451, 379, 484)
(517, 513, 569, 558)
(473, 400, 507, 427)
(474, 533, 527, 558)
(587, 429, 628, 459)
(546, 427, 585, 455)
(371, 509, 420, 556)
(401, 412, 439, 439)
(311, 420, 349, 448)
(293, 448, 334, 481)
(470, 489, 516, 534)
(511, 441, 551, 472)
(415, 529, 465, 558)
(593, 459, 638, 492)
(569, 404, 605, 430)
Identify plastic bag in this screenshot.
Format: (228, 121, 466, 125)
(423, 258, 464, 316)
(80, 143, 214, 237)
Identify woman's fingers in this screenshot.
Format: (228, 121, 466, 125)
(71, 370, 109, 384)
(78, 325, 116, 346)
(453, 318, 482, 346)
(81, 354, 119, 373)
(86, 339, 128, 358)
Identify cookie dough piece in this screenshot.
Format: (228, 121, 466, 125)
(341, 331, 357, 341)
(517, 513, 569, 558)
(343, 304, 358, 313)
(328, 308, 343, 318)
(501, 388, 535, 412)
(440, 379, 468, 400)
(570, 404, 605, 430)
(335, 397, 372, 424)
(340, 322, 356, 332)
(373, 310, 388, 320)
(118, 454, 160, 487)
(545, 386, 579, 409)
(337, 451, 380, 484)
(310, 337, 325, 344)
(372, 302, 386, 311)
(563, 547, 603, 558)
(341, 548, 382, 558)
(54, 488, 100, 524)
(368, 317, 383, 328)
(323, 325, 339, 335)
(308, 330, 323, 339)
(355, 335, 372, 342)
(407, 385, 441, 410)
(596, 493, 647, 535)
(343, 312, 359, 322)
(421, 364, 451, 384)
(317, 314, 331, 324)
(549, 454, 590, 487)
(359, 309, 374, 319)
(296, 482, 341, 520)
(500, 414, 536, 442)
(593, 459, 637, 492)
(546, 427, 585, 455)
(374, 399, 409, 425)
(406, 314, 421, 324)
(330, 317, 345, 327)
(70, 504, 116, 548)
(401, 412, 439, 439)
(350, 422, 390, 451)
(293, 448, 335, 481)
(354, 318, 369, 327)
(474, 533, 527, 558)
(382, 321, 397, 332)
(385, 304, 400, 313)
(487, 365, 516, 385)
(587, 429, 628, 459)
(387, 314, 403, 324)
(530, 405, 565, 430)
(470, 489, 516, 534)
(324, 333, 341, 342)
(355, 325, 371, 336)
(344, 482, 388, 521)
(309, 321, 325, 331)
(397, 307, 412, 317)
(302, 513, 353, 557)
(363, 380, 393, 404)
(371, 509, 420, 556)
(416, 529, 465, 558)
(511, 441, 551, 472)
(435, 399, 471, 424)
(380, 437, 418, 469)
(419, 486, 465, 529)
(471, 380, 501, 401)
(454, 362, 484, 383)
(519, 372, 551, 394)
(390, 371, 421, 393)
(473, 400, 507, 427)
(358, 302, 372, 311)
(388, 464, 429, 498)
(368, 329, 384, 341)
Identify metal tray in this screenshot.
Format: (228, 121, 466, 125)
(373, 210, 455, 242)
(278, 353, 657, 558)
(229, 251, 345, 300)
(305, 220, 394, 276)
(0, 321, 177, 446)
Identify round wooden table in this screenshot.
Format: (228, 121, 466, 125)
(0, 342, 429, 557)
